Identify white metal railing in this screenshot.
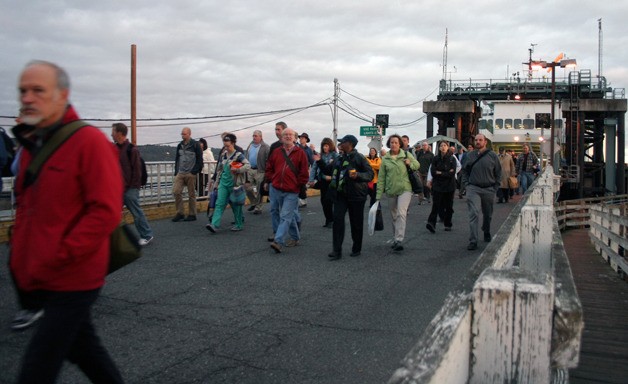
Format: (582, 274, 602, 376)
(0, 161, 217, 221)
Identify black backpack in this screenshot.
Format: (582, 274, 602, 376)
(126, 144, 148, 187)
(0, 127, 16, 177)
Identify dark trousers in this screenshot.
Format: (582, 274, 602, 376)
(17, 289, 124, 384)
(368, 183, 377, 207)
(332, 195, 366, 254)
(428, 190, 455, 228)
(498, 188, 510, 202)
(319, 182, 334, 224)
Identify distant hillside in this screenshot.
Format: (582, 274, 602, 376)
(137, 145, 221, 162)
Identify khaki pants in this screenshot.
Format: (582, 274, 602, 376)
(387, 191, 413, 242)
(173, 173, 197, 216)
(245, 169, 266, 209)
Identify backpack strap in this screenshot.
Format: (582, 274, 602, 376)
(23, 120, 88, 188)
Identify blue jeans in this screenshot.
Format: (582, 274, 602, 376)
(519, 172, 535, 194)
(124, 188, 153, 239)
(269, 185, 300, 245)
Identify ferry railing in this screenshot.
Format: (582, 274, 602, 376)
(388, 169, 583, 383)
(588, 201, 628, 279)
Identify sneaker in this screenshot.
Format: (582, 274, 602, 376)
(426, 223, 435, 233)
(138, 236, 153, 246)
(183, 215, 197, 221)
(270, 242, 282, 253)
(467, 242, 478, 250)
(230, 226, 242, 232)
(11, 309, 44, 331)
(247, 205, 256, 212)
(285, 239, 299, 247)
(172, 213, 185, 222)
(205, 223, 217, 233)
(392, 242, 404, 251)
(253, 208, 263, 215)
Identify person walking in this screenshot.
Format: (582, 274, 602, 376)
(111, 122, 154, 246)
(460, 134, 502, 251)
(516, 144, 539, 194)
(265, 128, 309, 253)
(172, 127, 203, 222)
(327, 135, 373, 260)
(497, 147, 516, 203)
(244, 130, 270, 214)
(375, 134, 419, 252)
(426, 141, 459, 233)
(297, 132, 314, 208)
(198, 138, 215, 198)
(206, 133, 250, 233)
(416, 141, 434, 204)
(10, 60, 124, 383)
(366, 147, 381, 207)
(308, 137, 338, 228)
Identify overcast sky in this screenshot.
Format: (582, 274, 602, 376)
(1, 0, 626, 156)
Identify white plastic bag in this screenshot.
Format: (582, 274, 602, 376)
(368, 201, 380, 236)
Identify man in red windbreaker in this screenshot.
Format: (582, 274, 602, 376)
(264, 128, 309, 253)
(10, 60, 124, 383)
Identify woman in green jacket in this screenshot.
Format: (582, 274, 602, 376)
(376, 134, 420, 251)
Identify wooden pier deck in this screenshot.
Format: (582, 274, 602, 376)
(563, 228, 628, 383)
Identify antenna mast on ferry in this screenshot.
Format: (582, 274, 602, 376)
(442, 28, 448, 80)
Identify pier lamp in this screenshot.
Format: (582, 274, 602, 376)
(531, 58, 577, 172)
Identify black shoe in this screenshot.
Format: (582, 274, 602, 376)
(206, 223, 217, 233)
(484, 233, 492, 242)
(328, 251, 342, 260)
(444, 227, 452, 232)
(11, 309, 44, 331)
(267, 234, 275, 242)
(247, 205, 256, 212)
(467, 242, 478, 250)
(323, 221, 333, 228)
(184, 215, 197, 221)
(426, 223, 435, 233)
(392, 242, 404, 251)
(171, 213, 185, 222)
(350, 251, 361, 257)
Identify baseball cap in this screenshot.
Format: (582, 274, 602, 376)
(338, 134, 358, 147)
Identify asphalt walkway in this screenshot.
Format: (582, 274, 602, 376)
(0, 195, 516, 383)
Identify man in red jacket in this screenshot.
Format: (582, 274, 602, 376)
(264, 128, 309, 253)
(10, 60, 124, 383)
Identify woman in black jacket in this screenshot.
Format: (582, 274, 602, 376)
(426, 141, 459, 233)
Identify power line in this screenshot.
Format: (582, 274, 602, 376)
(338, 86, 438, 108)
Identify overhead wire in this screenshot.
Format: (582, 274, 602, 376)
(338, 86, 438, 108)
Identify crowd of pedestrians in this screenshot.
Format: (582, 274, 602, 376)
(4, 60, 541, 384)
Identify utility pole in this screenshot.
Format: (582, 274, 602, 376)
(131, 44, 137, 145)
(333, 78, 338, 143)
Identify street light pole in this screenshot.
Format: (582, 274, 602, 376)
(550, 62, 557, 173)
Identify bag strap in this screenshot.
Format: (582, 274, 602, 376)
(23, 120, 88, 188)
(280, 148, 299, 177)
(466, 149, 490, 174)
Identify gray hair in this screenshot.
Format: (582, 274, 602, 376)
(253, 130, 263, 137)
(25, 60, 70, 90)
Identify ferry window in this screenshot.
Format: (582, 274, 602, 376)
(495, 119, 503, 129)
(523, 119, 534, 129)
(514, 119, 522, 129)
(487, 119, 494, 130)
(535, 113, 551, 129)
(505, 118, 513, 129)
(479, 120, 486, 130)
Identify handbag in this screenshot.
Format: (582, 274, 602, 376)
(508, 176, 519, 189)
(229, 185, 246, 206)
(375, 204, 384, 231)
(108, 223, 142, 274)
(406, 164, 423, 194)
(209, 189, 218, 209)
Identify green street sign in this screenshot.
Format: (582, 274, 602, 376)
(360, 126, 385, 136)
